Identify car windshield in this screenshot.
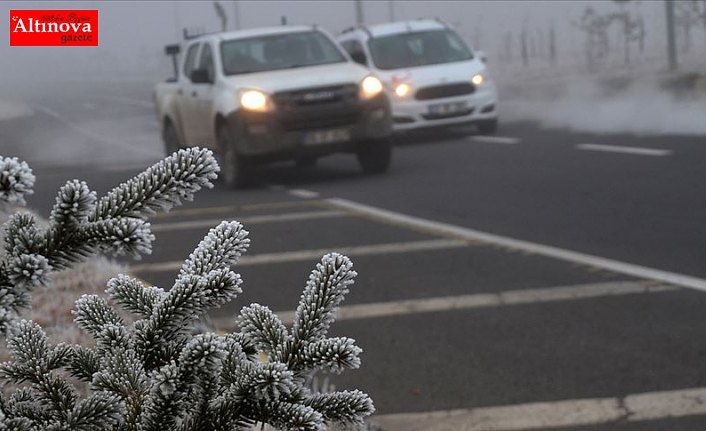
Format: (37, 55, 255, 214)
(368, 29, 473, 70)
(220, 31, 347, 75)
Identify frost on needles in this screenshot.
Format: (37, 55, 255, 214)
(0, 149, 374, 430)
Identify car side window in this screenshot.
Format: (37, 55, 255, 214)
(198, 43, 215, 82)
(183, 43, 201, 81)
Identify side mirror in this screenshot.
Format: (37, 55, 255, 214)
(350, 50, 368, 66)
(191, 68, 212, 84)
(476, 50, 487, 64)
(165, 44, 180, 55)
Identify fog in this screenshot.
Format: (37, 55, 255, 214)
(1, 1, 705, 135)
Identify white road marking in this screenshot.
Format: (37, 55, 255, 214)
(327, 198, 706, 292)
(288, 189, 320, 199)
(130, 239, 467, 274)
(151, 200, 323, 220)
(151, 210, 346, 232)
(212, 281, 673, 329)
(577, 143, 671, 157)
(372, 387, 706, 431)
(469, 135, 520, 145)
(95, 95, 154, 109)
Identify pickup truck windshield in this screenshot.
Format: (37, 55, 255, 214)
(368, 29, 473, 70)
(221, 31, 347, 75)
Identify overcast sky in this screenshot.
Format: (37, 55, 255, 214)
(0, 1, 684, 84)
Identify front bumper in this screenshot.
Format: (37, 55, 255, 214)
(226, 93, 391, 162)
(391, 81, 498, 131)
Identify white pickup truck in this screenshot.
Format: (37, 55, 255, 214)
(154, 26, 393, 187)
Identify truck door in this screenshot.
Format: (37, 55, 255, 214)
(191, 42, 217, 148)
(178, 42, 202, 146)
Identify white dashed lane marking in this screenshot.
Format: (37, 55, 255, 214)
(151, 210, 346, 232)
(288, 189, 320, 199)
(130, 239, 467, 273)
(373, 387, 706, 431)
(577, 143, 672, 157)
(469, 135, 520, 145)
(212, 281, 674, 329)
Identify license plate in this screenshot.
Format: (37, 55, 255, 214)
(427, 102, 467, 115)
(303, 128, 351, 146)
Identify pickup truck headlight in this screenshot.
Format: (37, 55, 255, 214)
(240, 89, 272, 112)
(360, 75, 383, 100)
(471, 73, 485, 86)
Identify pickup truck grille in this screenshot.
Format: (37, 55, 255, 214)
(279, 112, 360, 132)
(274, 84, 361, 132)
(415, 83, 475, 100)
(273, 84, 359, 107)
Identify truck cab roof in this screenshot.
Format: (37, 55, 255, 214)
(190, 25, 318, 44)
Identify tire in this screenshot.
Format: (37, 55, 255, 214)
(295, 156, 318, 168)
(218, 126, 253, 188)
(357, 139, 392, 174)
(163, 121, 180, 156)
(477, 119, 498, 134)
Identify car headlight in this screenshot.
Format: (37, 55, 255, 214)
(240, 89, 272, 112)
(393, 82, 413, 98)
(471, 73, 485, 86)
(360, 75, 383, 100)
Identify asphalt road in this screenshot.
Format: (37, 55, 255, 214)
(3, 80, 706, 430)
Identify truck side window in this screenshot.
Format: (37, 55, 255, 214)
(183, 43, 201, 81)
(198, 44, 215, 82)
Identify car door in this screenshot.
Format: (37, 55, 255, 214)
(190, 42, 217, 148)
(178, 42, 202, 146)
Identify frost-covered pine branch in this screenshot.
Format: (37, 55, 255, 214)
(0, 148, 219, 333)
(0, 152, 373, 430)
(1, 225, 373, 430)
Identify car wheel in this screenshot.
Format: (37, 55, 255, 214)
(163, 121, 180, 156)
(218, 126, 253, 188)
(295, 156, 318, 168)
(357, 139, 392, 174)
(477, 119, 498, 134)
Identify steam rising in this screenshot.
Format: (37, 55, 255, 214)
(502, 74, 706, 136)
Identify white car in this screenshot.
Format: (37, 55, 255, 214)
(155, 26, 392, 188)
(338, 19, 498, 133)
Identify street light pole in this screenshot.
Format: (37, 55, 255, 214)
(355, 0, 364, 26)
(388, 1, 395, 21)
(233, 0, 241, 30)
(665, 0, 677, 70)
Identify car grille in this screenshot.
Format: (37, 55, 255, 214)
(273, 84, 359, 107)
(421, 107, 475, 120)
(415, 83, 475, 100)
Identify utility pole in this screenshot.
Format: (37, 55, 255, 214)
(355, 0, 364, 26)
(665, 0, 677, 70)
(388, 1, 395, 21)
(233, 0, 241, 30)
